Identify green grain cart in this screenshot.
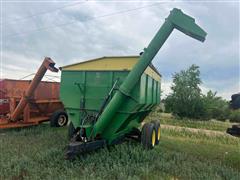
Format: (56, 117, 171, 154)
(60, 8, 207, 159)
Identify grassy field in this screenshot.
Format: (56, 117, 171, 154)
(147, 112, 234, 132)
(0, 114, 240, 180)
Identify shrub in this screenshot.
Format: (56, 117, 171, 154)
(229, 110, 240, 123)
(202, 91, 230, 121)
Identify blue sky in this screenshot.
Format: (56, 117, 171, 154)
(1, 0, 239, 100)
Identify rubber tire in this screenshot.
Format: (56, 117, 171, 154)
(141, 123, 156, 149)
(151, 120, 161, 145)
(50, 110, 68, 127)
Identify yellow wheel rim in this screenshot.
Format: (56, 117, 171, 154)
(157, 127, 161, 140)
(152, 130, 156, 146)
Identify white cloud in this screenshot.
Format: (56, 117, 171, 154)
(161, 79, 172, 99)
(1, 1, 239, 100)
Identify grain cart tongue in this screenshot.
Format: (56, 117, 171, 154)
(62, 8, 207, 159)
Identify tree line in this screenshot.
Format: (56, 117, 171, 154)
(162, 65, 240, 122)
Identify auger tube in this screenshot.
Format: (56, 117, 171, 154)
(93, 8, 207, 137)
(10, 57, 58, 121)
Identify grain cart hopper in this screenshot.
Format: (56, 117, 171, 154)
(0, 57, 68, 129)
(60, 8, 207, 159)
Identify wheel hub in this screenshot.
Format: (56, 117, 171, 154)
(58, 115, 67, 126)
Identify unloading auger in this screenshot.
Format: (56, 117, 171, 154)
(60, 8, 207, 159)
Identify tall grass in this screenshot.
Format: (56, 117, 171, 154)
(0, 122, 239, 179)
(147, 112, 233, 132)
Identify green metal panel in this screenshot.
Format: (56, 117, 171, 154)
(60, 69, 160, 141)
(153, 80, 156, 104)
(85, 71, 111, 110)
(139, 74, 147, 104)
(147, 75, 153, 105)
(156, 82, 161, 104)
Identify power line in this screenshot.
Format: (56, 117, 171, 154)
(19, 73, 35, 80)
(44, 76, 59, 82)
(45, 75, 60, 79)
(1, 1, 87, 26)
(6, 3, 160, 38)
(19, 73, 60, 80)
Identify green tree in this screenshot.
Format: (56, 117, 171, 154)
(202, 90, 230, 120)
(165, 64, 205, 119)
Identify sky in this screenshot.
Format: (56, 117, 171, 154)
(1, 0, 239, 100)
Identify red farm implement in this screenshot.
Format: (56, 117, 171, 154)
(0, 57, 68, 129)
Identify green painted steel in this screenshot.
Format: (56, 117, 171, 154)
(93, 8, 206, 142)
(60, 8, 207, 145)
(60, 70, 159, 139)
